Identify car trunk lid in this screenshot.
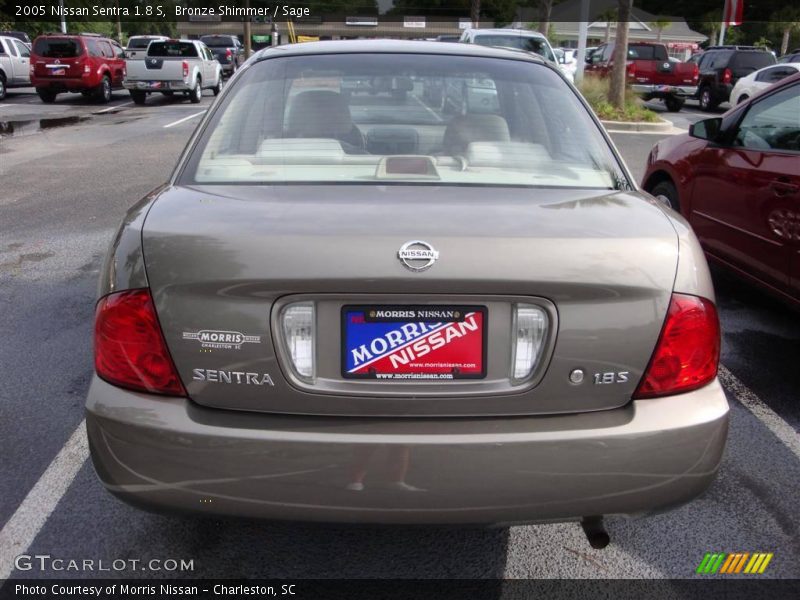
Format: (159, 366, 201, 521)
(142, 185, 679, 417)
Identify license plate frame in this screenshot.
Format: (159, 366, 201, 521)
(341, 305, 487, 381)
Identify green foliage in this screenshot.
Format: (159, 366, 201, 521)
(578, 76, 659, 123)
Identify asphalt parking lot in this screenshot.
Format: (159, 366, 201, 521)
(0, 86, 798, 581)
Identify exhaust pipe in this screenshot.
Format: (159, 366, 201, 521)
(581, 516, 610, 549)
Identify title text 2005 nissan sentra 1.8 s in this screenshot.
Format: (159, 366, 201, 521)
(86, 40, 728, 544)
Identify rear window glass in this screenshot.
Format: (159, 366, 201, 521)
(628, 44, 667, 61)
(472, 35, 555, 62)
(147, 42, 198, 58)
(731, 52, 776, 70)
(33, 38, 81, 58)
(183, 53, 628, 190)
(128, 38, 158, 49)
(201, 36, 235, 47)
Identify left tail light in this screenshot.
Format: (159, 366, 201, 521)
(692, 63, 699, 84)
(633, 293, 720, 399)
(94, 289, 185, 396)
(626, 61, 636, 78)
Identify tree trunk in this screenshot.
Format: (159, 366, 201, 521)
(471, 0, 481, 28)
(538, 0, 553, 35)
(782, 27, 791, 57)
(609, 0, 633, 111)
(656, 29, 662, 42)
(605, 23, 612, 43)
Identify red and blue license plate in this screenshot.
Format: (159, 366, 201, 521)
(342, 305, 486, 380)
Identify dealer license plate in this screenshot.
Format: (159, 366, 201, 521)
(342, 305, 486, 380)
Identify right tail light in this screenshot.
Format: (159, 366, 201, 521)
(722, 68, 732, 84)
(634, 293, 720, 399)
(182, 60, 189, 78)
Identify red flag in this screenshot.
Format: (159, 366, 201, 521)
(723, 0, 744, 26)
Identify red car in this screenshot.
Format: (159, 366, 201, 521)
(643, 72, 800, 308)
(30, 33, 125, 103)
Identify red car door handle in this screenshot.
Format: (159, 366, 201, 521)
(771, 179, 799, 196)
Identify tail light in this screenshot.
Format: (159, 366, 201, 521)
(225, 48, 232, 58)
(84, 64, 91, 74)
(722, 68, 732, 84)
(94, 289, 185, 396)
(280, 302, 315, 381)
(626, 61, 636, 79)
(634, 294, 720, 399)
(511, 304, 548, 381)
(182, 60, 189, 78)
(691, 63, 699, 84)
(29, 64, 34, 75)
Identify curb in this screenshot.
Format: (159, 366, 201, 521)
(600, 118, 672, 133)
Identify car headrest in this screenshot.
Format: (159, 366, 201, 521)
(443, 114, 511, 154)
(285, 90, 354, 138)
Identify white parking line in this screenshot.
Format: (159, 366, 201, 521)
(0, 419, 88, 580)
(95, 101, 133, 114)
(411, 94, 443, 123)
(163, 111, 206, 128)
(718, 365, 800, 461)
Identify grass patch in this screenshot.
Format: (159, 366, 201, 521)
(578, 77, 659, 123)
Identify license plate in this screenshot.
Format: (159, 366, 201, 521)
(149, 81, 162, 89)
(52, 68, 65, 76)
(342, 305, 486, 380)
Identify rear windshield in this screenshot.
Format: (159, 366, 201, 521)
(128, 38, 159, 49)
(182, 53, 628, 189)
(731, 52, 776, 70)
(472, 35, 556, 63)
(33, 38, 81, 58)
(147, 42, 198, 58)
(628, 44, 667, 61)
(201, 36, 235, 47)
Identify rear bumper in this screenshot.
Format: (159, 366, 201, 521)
(31, 77, 96, 92)
(86, 376, 729, 525)
(123, 80, 191, 92)
(631, 84, 697, 98)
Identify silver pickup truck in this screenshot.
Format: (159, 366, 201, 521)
(124, 39, 222, 104)
(0, 35, 31, 100)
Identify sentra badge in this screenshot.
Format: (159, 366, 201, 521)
(183, 330, 261, 350)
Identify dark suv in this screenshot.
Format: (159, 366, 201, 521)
(199, 35, 244, 76)
(694, 46, 776, 110)
(30, 33, 125, 103)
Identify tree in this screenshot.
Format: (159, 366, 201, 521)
(649, 18, 672, 43)
(537, 0, 553, 35)
(471, 0, 480, 27)
(771, 8, 800, 56)
(598, 8, 617, 43)
(609, 0, 633, 111)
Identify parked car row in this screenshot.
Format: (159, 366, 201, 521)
(1, 32, 232, 104)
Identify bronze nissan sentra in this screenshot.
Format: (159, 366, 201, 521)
(86, 40, 728, 544)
